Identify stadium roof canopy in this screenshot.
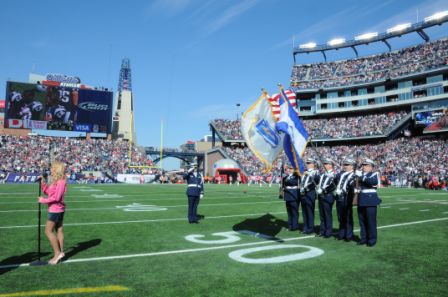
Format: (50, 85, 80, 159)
(293, 11, 448, 62)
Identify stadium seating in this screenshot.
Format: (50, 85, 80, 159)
(290, 39, 448, 89)
(211, 111, 409, 141)
(223, 137, 447, 188)
(0, 136, 149, 179)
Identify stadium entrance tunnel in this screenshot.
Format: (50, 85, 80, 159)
(213, 159, 246, 184)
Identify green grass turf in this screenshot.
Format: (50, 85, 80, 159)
(0, 184, 447, 297)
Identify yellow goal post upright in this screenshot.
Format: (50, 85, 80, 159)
(127, 113, 162, 170)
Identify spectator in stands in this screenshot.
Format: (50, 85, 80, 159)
(290, 39, 448, 89)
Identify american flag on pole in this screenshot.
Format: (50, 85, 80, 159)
(267, 90, 297, 120)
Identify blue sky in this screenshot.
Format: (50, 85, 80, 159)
(1, 0, 447, 155)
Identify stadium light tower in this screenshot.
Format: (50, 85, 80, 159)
(118, 58, 132, 92)
(387, 23, 412, 34)
(355, 32, 378, 41)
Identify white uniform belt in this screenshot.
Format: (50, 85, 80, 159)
(361, 189, 377, 193)
(188, 184, 201, 187)
(286, 186, 298, 189)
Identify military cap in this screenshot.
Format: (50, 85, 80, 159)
(322, 158, 335, 165)
(361, 158, 375, 166)
(305, 158, 317, 164)
(342, 158, 356, 166)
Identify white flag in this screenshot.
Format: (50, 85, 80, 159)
(241, 92, 284, 171)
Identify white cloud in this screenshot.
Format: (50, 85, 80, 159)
(203, 0, 258, 35)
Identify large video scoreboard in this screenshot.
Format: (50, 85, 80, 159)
(4, 81, 113, 134)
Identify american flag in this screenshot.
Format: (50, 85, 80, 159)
(268, 90, 297, 120)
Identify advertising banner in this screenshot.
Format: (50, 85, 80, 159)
(4, 173, 40, 183)
(116, 174, 157, 184)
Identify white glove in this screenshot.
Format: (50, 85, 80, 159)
(317, 188, 323, 195)
(200, 194, 203, 199)
(354, 189, 360, 194)
(336, 189, 342, 196)
(355, 170, 363, 177)
(188, 168, 194, 173)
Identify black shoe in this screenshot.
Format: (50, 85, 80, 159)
(367, 243, 376, 247)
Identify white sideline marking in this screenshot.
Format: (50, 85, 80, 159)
(419, 209, 430, 212)
(399, 208, 409, 210)
(0, 211, 286, 229)
(1, 217, 447, 269)
(380, 206, 391, 209)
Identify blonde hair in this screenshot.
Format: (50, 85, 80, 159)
(50, 161, 66, 183)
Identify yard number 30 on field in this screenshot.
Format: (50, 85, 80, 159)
(185, 232, 324, 264)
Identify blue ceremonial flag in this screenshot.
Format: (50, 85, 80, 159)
(241, 90, 284, 171)
(275, 88, 309, 174)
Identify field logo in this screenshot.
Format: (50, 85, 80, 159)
(115, 203, 167, 212)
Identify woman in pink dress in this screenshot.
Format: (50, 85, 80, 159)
(38, 161, 67, 265)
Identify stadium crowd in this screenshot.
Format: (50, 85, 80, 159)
(223, 137, 447, 189)
(212, 111, 408, 140)
(0, 136, 149, 181)
(291, 38, 448, 89)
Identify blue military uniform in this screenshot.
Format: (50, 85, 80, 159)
(183, 167, 204, 224)
(317, 161, 337, 238)
(282, 172, 300, 231)
(357, 163, 382, 246)
(335, 168, 355, 240)
(300, 167, 320, 234)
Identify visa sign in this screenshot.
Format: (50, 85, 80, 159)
(74, 123, 92, 132)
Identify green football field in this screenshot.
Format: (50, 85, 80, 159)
(0, 184, 447, 297)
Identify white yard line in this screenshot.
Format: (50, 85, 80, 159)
(0, 201, 283, 213)
(419, 209, 430, 212)
(0, 195, 267, 204)
(1, 217, 447, 270)
(399, 208, 410, 211)
(0, 211, 287, 229)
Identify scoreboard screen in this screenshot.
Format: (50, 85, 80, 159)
(4, 81, 113, 134)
